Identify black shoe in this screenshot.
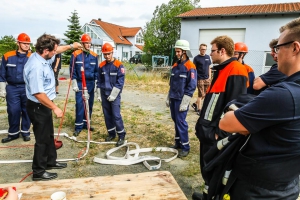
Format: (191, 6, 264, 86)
(192, 192, 203, 200)
(116, 138, 125, 147)
(1, 137, 19, 143)
(83, 126, 94, 131)
(197, 109, 201, 116)
(178, 150, 189, 158)
(105, 136, 116, 142)
(23, 136, 31, 142)
(191, 103, 198, 112)
(32, 171, 58, 181)
(56, 92, 59, 94)
(73, 130, 81, 137)
(47, 162, 67, 170)
(170, 143, 181, 149)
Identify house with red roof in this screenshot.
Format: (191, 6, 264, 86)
(81, 18, 144, 62)
(177, 2, 300, 75)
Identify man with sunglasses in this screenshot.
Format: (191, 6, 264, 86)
(219, 18, 300, 199)
(193, 36, 248, 200)
(0, 33, 32, 143)
(70, 34, 98, 137)
(192, 44, 212, 115)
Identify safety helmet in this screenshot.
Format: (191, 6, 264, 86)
(17, 33, 31, 43)
(234, 42, 248, 53)
(102, 43, 113, 54)
(174, 40, 190, 51)
(174, 39, 193, 57)
(81, 34, 92, 43)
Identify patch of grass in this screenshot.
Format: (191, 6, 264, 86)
(179, 160, 200, 177)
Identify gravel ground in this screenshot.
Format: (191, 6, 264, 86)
(0, 67, 204, 200)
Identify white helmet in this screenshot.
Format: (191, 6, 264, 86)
(174, 39, 193, 57)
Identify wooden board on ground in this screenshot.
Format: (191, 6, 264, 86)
(0, 171, 187, 200)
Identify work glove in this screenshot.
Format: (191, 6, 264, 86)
(107, 87, 120, 102)
(96, 88, 102, 102)
(179, 95, 192, 112)
(0, 82, 6, 98)
(166, 93, 170, 107)
(72, 79, 79, 92)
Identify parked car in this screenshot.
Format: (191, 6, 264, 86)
(129, 54, 142, 64)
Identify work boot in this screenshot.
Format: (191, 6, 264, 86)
(83, 126, 94, 131)
(73, 130, 81, 137)
(23, 136, 31, 142)
(192, 192, 203, 200)
(105, 135, 116, 142)
(1, 136, 19, 143)
(169, 143, 181, 149)
(116, 138, 125, 147)
(178, 150, 189, 158)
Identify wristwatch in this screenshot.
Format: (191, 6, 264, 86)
(70, 44, 74, 50)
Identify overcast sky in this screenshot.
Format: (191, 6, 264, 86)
(1, 0, 299, 43)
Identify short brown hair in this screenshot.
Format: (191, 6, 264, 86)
(269, 38, 278, 49)
(35, 33, 60, 54)
(199, 44, 207, 48)
(210, 35, 234, 57)
(279, 17, 300, 42)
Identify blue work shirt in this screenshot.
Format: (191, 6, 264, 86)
(24, 53, 56, 103)
(0, 50, 31, 84)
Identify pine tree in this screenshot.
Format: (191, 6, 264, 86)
(62, 10, 83, 64)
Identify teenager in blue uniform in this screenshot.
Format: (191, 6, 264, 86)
(167, 39, 197, 158)
(220, 17, 300, 199)
(0, 33, 31, 143)
(96, 43, 126, 147)
(70, 34, 98, 136)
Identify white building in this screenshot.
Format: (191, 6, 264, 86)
(81, 19, 144, 62)
(177, 2, 300, 75)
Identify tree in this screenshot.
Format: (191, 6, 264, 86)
(62, 10, 83, 64)
(0, 35, 17, 57)
(143, 0, 200, 67)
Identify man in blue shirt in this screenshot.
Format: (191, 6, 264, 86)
(219, 17, 300, 199)
(24, 33, 82, 181)
(0, 33, 32, 143)
(192, 44, 211, 115)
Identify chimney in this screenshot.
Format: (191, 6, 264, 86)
(98, 18, 102, 21)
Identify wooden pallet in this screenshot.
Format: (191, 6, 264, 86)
(0, 171, 187, 200)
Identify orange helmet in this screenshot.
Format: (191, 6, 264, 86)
(81, 34, 92, 43)
(17, 33, 31, 43)
(234, 42, 248, 53)
(102, 43, 113, 53)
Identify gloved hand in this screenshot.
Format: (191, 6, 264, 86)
(0, 82, 6, 98)
(96, 88, 102, 102)
(72, 79, 79, 92)
(166, 93, 170, 107)
(107, 87, 120, 102)
(179, 95, 192, 112)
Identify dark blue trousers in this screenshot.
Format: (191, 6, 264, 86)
(6, 84, 30, 138)
(101, 93, 126, 139)
(75, 81, 95, 131)
(170, 98, 190, 151)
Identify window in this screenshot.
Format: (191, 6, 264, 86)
(264, 52, 276, 73)
(123, 52, 128, 59)
(136, 32, 143, 44)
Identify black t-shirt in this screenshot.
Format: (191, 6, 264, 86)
(193, 54, 211, 80)
(235, 71, 300, 161)
(51, 54, 62, 70)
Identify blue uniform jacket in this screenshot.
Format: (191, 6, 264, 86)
(0, 50, 31, 84)
(70, 50, 98, 81)
(97, 59, 125, 96)
(169, 59, 197, 100)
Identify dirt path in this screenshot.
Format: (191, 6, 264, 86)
(0, 69, 203, 199)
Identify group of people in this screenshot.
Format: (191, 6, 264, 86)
(0, 33, 127, 182)
(166, 17, 300, 200)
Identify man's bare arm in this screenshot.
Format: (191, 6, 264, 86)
(253, 77, 267, 90)
(219, 111, 249, 135)
(34, 93, 63, 117)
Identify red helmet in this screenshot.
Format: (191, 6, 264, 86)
(81, 34, 92, 43)
(102, 43, 113, 53)
(234, 42, 248, 53)
(17, 33, 31, 43)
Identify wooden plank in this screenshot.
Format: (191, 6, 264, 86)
(0, 171, 187, 200)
